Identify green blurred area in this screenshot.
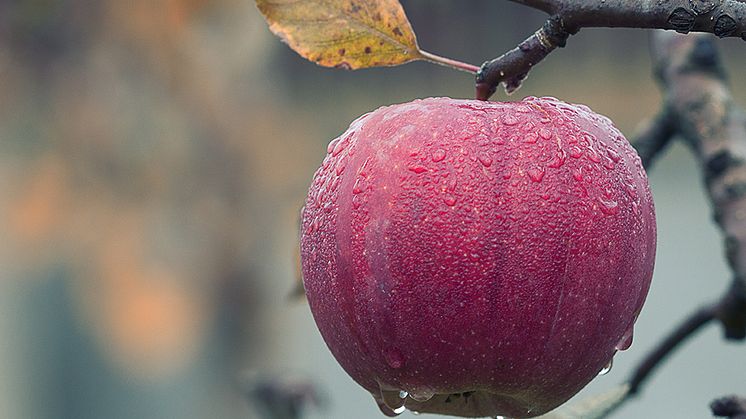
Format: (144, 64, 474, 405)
(1, 1, 745, 419)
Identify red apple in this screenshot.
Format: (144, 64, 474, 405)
(300, 97, 656, 418)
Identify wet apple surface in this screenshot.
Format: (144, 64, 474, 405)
(300, 97, 656, 418)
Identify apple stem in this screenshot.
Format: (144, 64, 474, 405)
(418, 50, 480, 74)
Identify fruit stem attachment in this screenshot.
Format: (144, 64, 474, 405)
(418, 50, 481, 74)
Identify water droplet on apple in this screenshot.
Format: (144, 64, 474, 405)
(409, 166, 428, 174)
(569, 147, 583, 158)
(598, 196, 619, 215)
(586, 149, 601, 163)
(607, 148, 621, 162)
(409, 389, 435, 402)
(353, 178, 363, 194)
(502, 114, 519, 126)
(528, 167, 545, 182)
(572, 168, 583, 181)
(432, 149, 446, 162)
(332, 135, 350, 156)
(399, 390, 409, 399)
(444, 195, 457, 206)
(598, 358, 613, 376)
(616, 326, 634, 351)
(327, 138, 340, 154)
(548, 151, 566, 168)
(380, 388, 407, 414)
(538, 128, 552, 140)
(478, 154, 493, 167)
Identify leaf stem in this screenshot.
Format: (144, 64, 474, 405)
(418, 50, 480, 74)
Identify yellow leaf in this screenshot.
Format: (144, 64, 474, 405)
(255, 0, 424, 69)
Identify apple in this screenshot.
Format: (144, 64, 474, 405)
(300, 97, 656, 418)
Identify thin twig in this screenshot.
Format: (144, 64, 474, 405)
(627, 303, 717, 394)
(712, 395, 746, 418)
(477, 0, 746, 99)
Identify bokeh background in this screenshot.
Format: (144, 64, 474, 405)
(1, 1, 745, 418)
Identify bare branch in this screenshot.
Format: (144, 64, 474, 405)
(650, 31, 746, 340)
(712, 395, 746, 418)
(476, 17, 569, 100)
(589, 31, 746, 417)
(627, 303, 717, 395)
(477, 0, 746, 99)
(631, 109, 675, 170)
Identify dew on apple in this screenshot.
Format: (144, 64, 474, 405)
(380, 388, 407, 414)
(598, 358, 614, 376)
(616, 326, 635, 351)
(301, 97, 656, 418)
(409, 389, 435, 402)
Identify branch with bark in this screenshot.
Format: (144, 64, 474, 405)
(476, 0, 746, 99)
(573, 30, 746, 418)
(712, 395, 746, 418)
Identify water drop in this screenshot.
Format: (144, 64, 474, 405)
(548, 151, 566, 168)
(616, 326, 634, 351)
(572, 168, 583, 181)
(538, 128, 552, 140)
(432, 149, 446, 162)
(624, 182, 637, 198)
(586, 149, 601, 163)
(358, 157, 371, 177)
(603, 158, 616, 170)
(607, 149, 621, 162)
(335, 162, 345, 175)
(352, 195, 362, 209)
(409, 389, 435, 402)
(598, 196, 619, 215)
(306, 218, 319, 234)
(332, 136, 349, 156)
(598, 358, 613, 376)
(380, 388, 407, 414)
(569, 147, 583, 158)
(444, 195, 457, 206)
(502, 113, 519, 126)
(353, 179, 363, 194)
(327, 138, 340, 154)
(524, 132, 538, 143)
(409, 166, 428, 174)
(541, 192, 550, 200)
(478, 154, 493, 167)
(384, 348, 405, 369)
(399, 390, 409, 399)
(528, 167, 545, 182)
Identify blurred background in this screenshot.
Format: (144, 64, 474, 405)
(1, 1, 745, 418)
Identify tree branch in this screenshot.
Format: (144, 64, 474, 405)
(712, 395, 746, 418)
(567, 30, 746, 419)
(476, 0, 746, 99)
(627, 302, 717, 395)
(631, 109, 675, 170)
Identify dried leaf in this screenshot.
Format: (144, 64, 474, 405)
(255, 0, 424, 69)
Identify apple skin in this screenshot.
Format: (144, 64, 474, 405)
(300, 97, 656, 418)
